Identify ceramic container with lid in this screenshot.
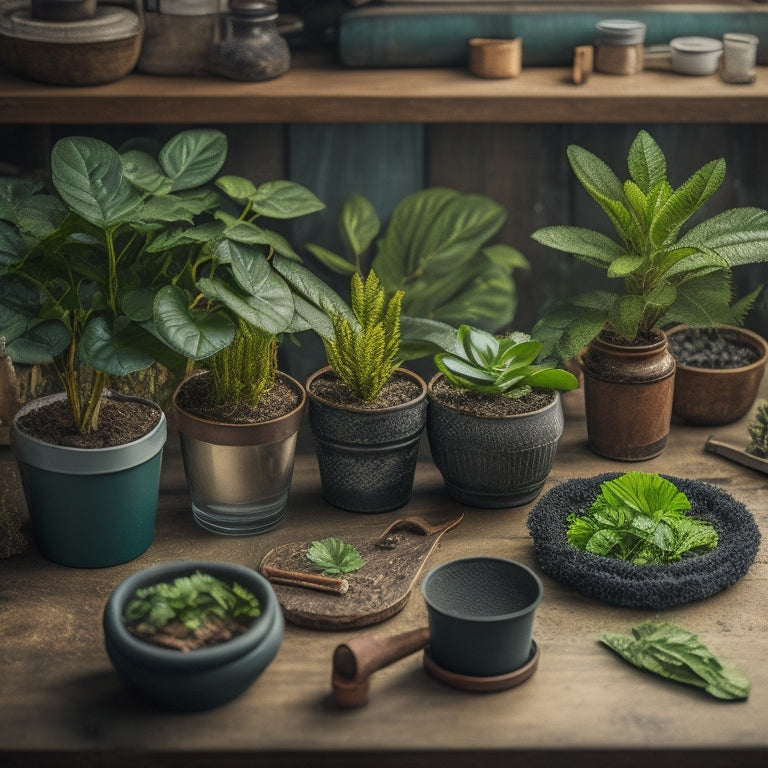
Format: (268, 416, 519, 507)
(0, 0, 143, 85)
(669, 36, 723, 75)
(595, 18, 646, 75)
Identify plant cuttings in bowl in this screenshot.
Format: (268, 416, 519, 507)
(566, 472, 718, 565)
(122, 570, 261, 652)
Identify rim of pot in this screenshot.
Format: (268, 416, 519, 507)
(421, 556, 544, 623)
(306, 365, 427, 413)
(427, 372, 560, 418)
(10, 392, 167, 474)
(173, 370, 306, 445)
(104, 560, 280, 671)
(666, 324, 768, 373)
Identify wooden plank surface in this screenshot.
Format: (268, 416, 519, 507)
(0, 377, 766, 767)
(3, 54, 768, 124)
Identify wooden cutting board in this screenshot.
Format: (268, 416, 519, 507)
(258, 510, 463, 630)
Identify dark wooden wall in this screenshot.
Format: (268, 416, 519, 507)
(2, 122, 767, 355)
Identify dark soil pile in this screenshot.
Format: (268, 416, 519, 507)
(668, 327, 760, 369)
(309, 369, 422, 409)
(15, 396, 161, 448)
(127, 616, 253, 653)
(430, 375, 555, 417)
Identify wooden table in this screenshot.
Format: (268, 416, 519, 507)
(1, 380, 766, 768)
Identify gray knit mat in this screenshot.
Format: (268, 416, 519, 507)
(526, 473, 761, 609)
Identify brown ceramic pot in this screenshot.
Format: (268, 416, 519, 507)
(578, 329, 676, 461)
(667, 324, 768, 425)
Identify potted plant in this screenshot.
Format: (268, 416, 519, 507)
(103, 560, 284, 711)
(531, 130, 768, 460)
(0, 131, 232, 565)
(304, 269, 428, 513)
(426, 323, 578, 508)
(666, 322, 768, 425)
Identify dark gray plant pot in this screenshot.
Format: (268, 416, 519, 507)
(421, 557, 543, 677)
(427, 374, 564, 508)
(103, 560, 284, 711)
(306, 366, 427, 513)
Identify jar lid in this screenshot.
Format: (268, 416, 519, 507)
(229, 0, 278, 20)
(0, 3, 141, 43)
(596, 19, 646, 46)
(670, 36, 724, 54)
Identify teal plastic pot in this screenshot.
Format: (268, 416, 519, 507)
(103, 560, 284, 711)
(421, 557, 543, 677)
(10, 392, 166, 568)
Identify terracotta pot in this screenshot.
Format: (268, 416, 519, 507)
(667, 325, 768, 425)
(578, 330, 676, 461)
(427, 374, 564, 508)
(306, 366, 427, 513)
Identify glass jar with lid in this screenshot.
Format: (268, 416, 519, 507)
(208, 0, 290, 81)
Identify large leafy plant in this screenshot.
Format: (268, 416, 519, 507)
(0, 129, 345, 431)
(434, 324, 578, 398)
(531, 130, 768, 361)
(566, 472, 718, 565)
(305, 189, 530, 357)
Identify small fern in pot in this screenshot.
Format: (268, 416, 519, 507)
(305, 270, 428, 513)
(427, 324, 578, 509)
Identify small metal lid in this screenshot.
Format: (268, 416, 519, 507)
(596, 19, 647, 46)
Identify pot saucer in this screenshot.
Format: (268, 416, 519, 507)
(423, 640, 539, 692)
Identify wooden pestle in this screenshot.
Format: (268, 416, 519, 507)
(331, 626, 430, 708)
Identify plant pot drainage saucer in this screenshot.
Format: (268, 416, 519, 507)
(423, 640, 539, 693)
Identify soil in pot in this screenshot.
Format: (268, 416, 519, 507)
(174, 371, 302, 424)
(13, 395, 161, 448)
(309, 368, 422, 409)
(667, 327, 761, 369)
(428, 375, 555, 417)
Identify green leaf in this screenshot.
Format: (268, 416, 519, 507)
(627, 130, 667, 193)
(339, 193, 380, 258)
(248, 180, 325, 219)
(158, 129, 227, 192)
(531, 226, 625, 270)
(215, 175, 258, 203)
(78, 315, 157, 376)
(120, 149, 174, 195)
(153, 285, 234, 360)
(306, 538, 364, 576)
(51, 136, 143, 228)
(304, 243, 359, 276)
(601, 621, 750, 700)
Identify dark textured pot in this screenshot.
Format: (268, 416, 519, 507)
(667, 324, 768, 425)
(426, 374, 564, 508)
(10, 392, 166, 568)
(306, 366, 427, 513)
(173, 371, 306, 536)
(421, 557, 543, 677)
(578, 330, 676, 461)
(103, 560, 284, 711)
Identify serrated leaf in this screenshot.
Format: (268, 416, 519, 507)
(305, 538, 364, 576)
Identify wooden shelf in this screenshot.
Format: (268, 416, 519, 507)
(2, 53, 768, 124)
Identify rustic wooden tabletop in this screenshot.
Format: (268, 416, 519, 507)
(0, 379, 766, 768)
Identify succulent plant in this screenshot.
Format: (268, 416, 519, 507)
(434, 324, 578, 398)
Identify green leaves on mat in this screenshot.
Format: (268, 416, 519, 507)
(306, 538, 364, 577)
(566, 472, 718, 564)
(601, 621, 751, 700)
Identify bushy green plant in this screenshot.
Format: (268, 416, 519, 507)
(0, 129, 346, 430)
(531, 130, 768, 361)
(434, 324, 578, 398)
(321, 270, 404, 402)
(123, 570, 260, 637)
(566, 472, 719, 565)
(305, 188, 529, 357)
(746, 400, 768, 458)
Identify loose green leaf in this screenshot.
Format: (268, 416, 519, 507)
(306, 538, 364, 577)
(601, 621, 750, 700)
(566, 472, 718, 564)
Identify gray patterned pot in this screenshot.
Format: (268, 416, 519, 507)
(427, 373, 564, 509)
(306, 366, 427, 513)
